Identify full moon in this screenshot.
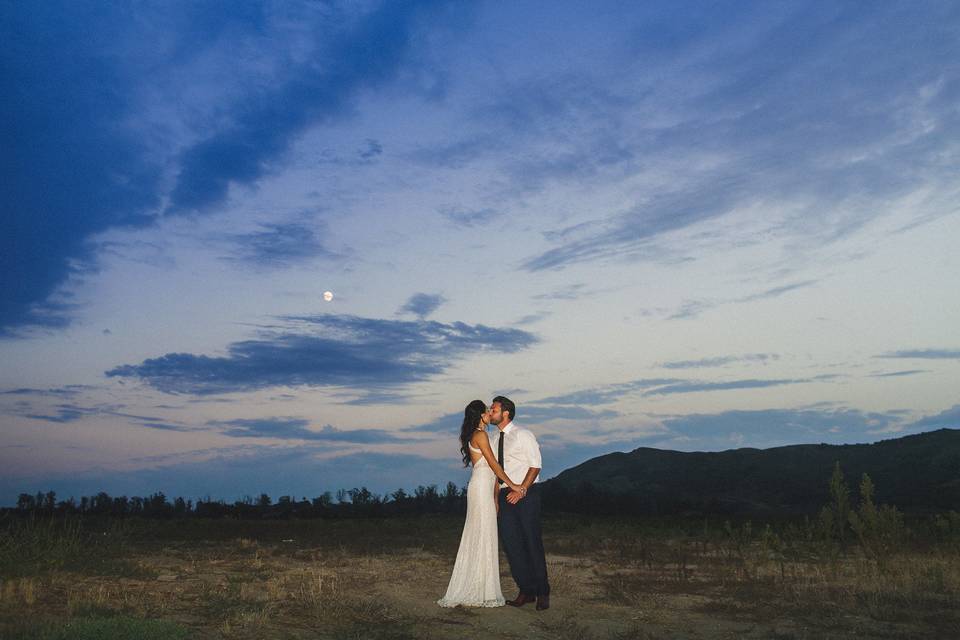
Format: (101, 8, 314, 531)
(323, 291, 333, 302)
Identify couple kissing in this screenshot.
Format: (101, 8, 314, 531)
(438, 396, 550, 611)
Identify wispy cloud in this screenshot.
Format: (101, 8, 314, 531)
(532, 379, 684, 406)
(660, 354, 779, 369)
(877, 349, 960, 360)
(225, 221, 333, 269)
(106, 314, 536, 395)
(518, 405, 620, 424)
(532, 284, 589, 301)
(655, 406, 908, 451)
(337, 390, 412, 406)
(397, 293, 446, 319)
(439, 207, 500, 227)
(669, 281, 818, 320)
(359, 139, 383, 160)
(513, 312, 551, 326)
(509, 6, 960, 271)
(740, 281, 819, 303)
(138, 422, 196, 433)
(406, 402, 620, 434)
(16, 402, 190, 431)
(211, 417, 403, 443)
(523, 186, 744, 272)
(869, 369, 929, 378)
(645, 378, 804, 397)
(24, 407, 87, 424)
(530, 374, 826, 406)
(0, 385, 94, 398)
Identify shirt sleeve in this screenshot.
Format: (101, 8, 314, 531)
(523, 430, 542, 469)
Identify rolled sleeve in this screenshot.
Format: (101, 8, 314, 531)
(523, 430, 542, 469)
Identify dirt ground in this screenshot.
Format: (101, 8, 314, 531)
(0, 547, 932, 639)
(1, 516, 955, 639)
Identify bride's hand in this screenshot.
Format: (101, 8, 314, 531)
(509, 482, 523, 494)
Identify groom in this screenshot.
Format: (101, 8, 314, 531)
(489, 395, 550, 611)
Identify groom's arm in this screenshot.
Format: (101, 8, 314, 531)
(506, 466, 540, 504)
(506, 430, 543, 504)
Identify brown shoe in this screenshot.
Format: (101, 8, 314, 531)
(506, 593, 536, 607)
(536, 594, 550, 611)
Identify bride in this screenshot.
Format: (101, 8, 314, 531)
(438, 400, 522, 607)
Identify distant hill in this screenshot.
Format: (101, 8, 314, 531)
(541, 428, 960, 515)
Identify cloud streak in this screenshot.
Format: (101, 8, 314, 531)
(212, 417, 402, 443)
(530, 374, 826, 407)
(869, 370, 929, 378)
(656, 406, 908, 451)
(660, 354, 779, 369)
(106, 314, 536, 395)
(439, 207, 500, 227)
(226, 222, 333, 269)
(1, 385, 94, 398)
(878, 349, 960, 360)
(645, 378, 805, 397)
(669, 281, 818, 320)
(15, 402, 187, 429)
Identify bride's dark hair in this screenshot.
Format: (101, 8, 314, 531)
(459, 400, 487, 466)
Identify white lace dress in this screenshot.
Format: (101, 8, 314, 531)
(437, 443, 505, 607)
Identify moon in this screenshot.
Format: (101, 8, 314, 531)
(323, 291, 334, 302)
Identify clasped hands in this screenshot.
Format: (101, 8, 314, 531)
(505, 482, 527, 505)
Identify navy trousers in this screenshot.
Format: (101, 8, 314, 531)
(498, 484, 550, 596)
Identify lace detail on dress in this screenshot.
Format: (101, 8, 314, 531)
(437, 461, 505, 608)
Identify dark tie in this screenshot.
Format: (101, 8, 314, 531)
(497, 431, 505, 486)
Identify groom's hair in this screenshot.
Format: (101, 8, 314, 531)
(493, 395, 516, 421)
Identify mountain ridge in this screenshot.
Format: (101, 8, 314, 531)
(542, 428, 960, 515)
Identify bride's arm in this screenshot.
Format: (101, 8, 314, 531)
(471, 432, 521, 492)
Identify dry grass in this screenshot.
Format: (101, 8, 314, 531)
(1, 514, 957, 639)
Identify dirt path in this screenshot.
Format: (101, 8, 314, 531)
(375, 551, 819, 640)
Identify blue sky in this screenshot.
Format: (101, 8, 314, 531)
(2, 1, 959, 504)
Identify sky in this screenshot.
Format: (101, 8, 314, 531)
(2, 1, 959, 505)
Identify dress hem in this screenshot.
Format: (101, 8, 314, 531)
(437, 598, 505, 608)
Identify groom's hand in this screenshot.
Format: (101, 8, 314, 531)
(505, 490, 524, 504)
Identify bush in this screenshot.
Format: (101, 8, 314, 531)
(848, 473, 906, 559)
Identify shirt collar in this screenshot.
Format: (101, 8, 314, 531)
(500, 420, 515, 434)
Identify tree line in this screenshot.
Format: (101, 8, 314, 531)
(10, 462, 955, 529)
(9, 482, 468, 519)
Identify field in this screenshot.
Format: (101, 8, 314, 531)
(1, 514, 958, 639)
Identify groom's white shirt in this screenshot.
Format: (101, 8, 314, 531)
(491, 421, 542, 485)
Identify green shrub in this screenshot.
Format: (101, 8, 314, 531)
(848, 473, 906, 560)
